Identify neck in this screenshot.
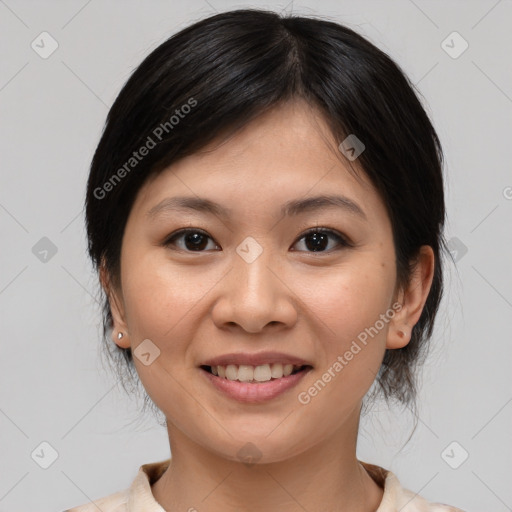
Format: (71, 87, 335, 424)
(151, 417, 384, 512)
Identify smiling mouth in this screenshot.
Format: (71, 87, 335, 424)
(200, 363, 312, 383)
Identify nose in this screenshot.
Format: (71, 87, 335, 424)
(211, 243, 298, 333)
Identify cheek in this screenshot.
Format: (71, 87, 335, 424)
(295, 257, 395, 343)
(293, 256, 394, 399)
(120, 249, 214, 341)
(119, 251, 209, 426)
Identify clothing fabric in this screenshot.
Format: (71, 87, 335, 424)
(64, 458, 465, 512)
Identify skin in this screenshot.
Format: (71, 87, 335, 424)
(101, 100, 435, 512)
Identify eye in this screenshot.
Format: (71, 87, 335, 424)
(164, 229, 219, 252)
(163, 227, 352, 253)
(292, 227, 352, 253)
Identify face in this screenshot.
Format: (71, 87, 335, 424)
(107, 100, 417, 463)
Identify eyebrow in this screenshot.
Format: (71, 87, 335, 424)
(146, 194, 367, 221)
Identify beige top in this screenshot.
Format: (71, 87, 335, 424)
(65, 458, 465, 512)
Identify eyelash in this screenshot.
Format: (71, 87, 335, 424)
(163, 227, 352, 254)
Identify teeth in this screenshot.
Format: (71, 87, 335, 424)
(225, 364, 238, 380)
(237, 365, 253, 382)
(283, 364, 294, 377)
(254, 364, 271, 381)
(209, 363, 302, 382)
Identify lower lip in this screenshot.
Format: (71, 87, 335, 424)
(201, 367, 312, 404)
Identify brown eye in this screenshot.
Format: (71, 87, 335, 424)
(164, 227, 351, 254)
(292, 228, 351, 253)
(164, 229, 219, 252)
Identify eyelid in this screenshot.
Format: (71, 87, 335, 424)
(297, 227, 353, 248)
(163, 226, 353, 252)
(163, 227, 216, 247)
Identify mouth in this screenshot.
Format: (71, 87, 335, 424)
(199, 361, 313, 403)
(200, 363, 312, 383)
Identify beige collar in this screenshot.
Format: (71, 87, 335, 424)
(125, 458, 461, 512)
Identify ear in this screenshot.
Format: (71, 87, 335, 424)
(100, 258, 131, 349)
(386, 245, 435, 349)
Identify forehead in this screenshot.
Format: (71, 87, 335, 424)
(131, 100, 385, 224)
(190, 100, 360, 175)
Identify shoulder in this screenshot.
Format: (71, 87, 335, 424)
(62, 458, 170, 512)
(386, 472, 466, 512)
(398, 483, 466, 511)
(63, 488, 129, 512)
(429, 506, 466, 512)
(360, 461, 466, 512)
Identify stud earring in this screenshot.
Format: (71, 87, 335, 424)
(117, 332, 124, 340)
(397, 329, 407, 338)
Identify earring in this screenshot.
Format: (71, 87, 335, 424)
(397, 329, 407, 338)
(117, 332, 124, 340)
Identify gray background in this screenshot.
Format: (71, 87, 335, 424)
(1, 1, 511, 511)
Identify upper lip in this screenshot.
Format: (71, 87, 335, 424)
(201, 352, 312, 367)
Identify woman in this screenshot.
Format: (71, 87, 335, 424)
(67, 8, 464, 511)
